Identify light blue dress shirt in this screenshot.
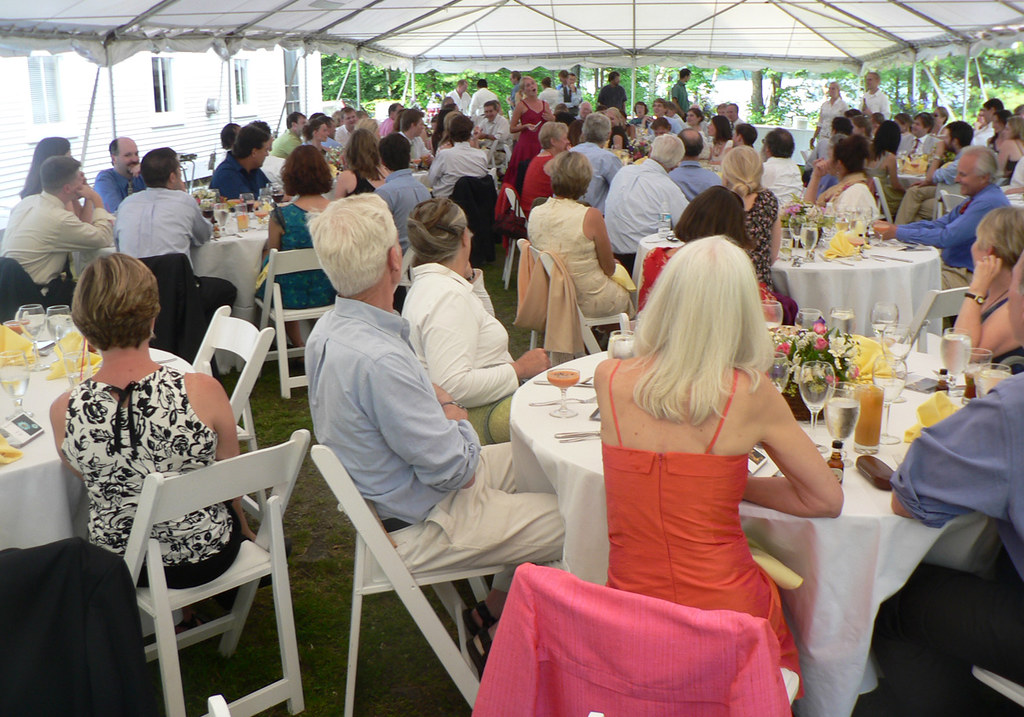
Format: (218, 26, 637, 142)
(306, 298, 481, 523)
(668, 161, 722, 201)
(375, 169, 431, 251)
(570, 142, 622, 212)
(932, 153, 961, 185)
(114, 187, 211, 264)
(94, 168, 147, 213)
(604, 161, 688, 255)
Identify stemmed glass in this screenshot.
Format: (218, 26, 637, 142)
(0, 350, 31, 418)
(800, 223, 820, 261)
(798, 361, 835, 452)
(824, 382, 860, 455)
(940, 328, 972, 396)
(870, 302, 899, 340)
(873, 355, 907, 444)
(882, 323, 913, 402)
(546, 368, 580, 418)
(213, 203, 230, 229)
(769, 352, 791, 393)
(795, 308, 823, 330)
(15, 304, 49, 370)
(763, 300, 784, 331)
(46, 305, 74, 345)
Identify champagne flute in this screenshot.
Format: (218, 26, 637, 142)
(763, 300, 784, 331)
(15, 304, 49, 370)
(872, 355, 907, 444)
(799, 361, 835, 452)
(0, 350, 31, 418)
(795, 308, 823, 330)
(940, 328, 972, 396)
(769, 352, 791, 393)
(546, 368, 580, 418)
(870, 302, 899, 340)
(824, 382, 860, 456)
(829, 306, 856, 334)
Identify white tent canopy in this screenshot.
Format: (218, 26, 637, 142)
(2, 1, 1022, 73)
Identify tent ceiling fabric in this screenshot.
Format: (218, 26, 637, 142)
(1, 0, 1022, 72)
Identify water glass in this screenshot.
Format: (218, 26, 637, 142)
(873, 355, 907, 444)
(940, 328, 972, 395)
(46, 305, 74, 343)
(796, 308, 823, 331)
(798, 361, 835, 451)
(881, 324, 913, 361)
(607, 330, 635, 360)
(801, 224, 820, 260)
(824, 382, 860, 454)
(63, 350, 94, 387)
(769, 352, 791, 393)
(829, 307, 856, 334)
(963, 348, 994, 400)
(977, 362, 1013, 397)
(763, 300, 784, 331)
(870, 302, 899, 340)
(0, 350, 31, 418)
(15, 304, 49, 371)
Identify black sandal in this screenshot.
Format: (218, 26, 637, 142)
(466, 629, 492, 676)
(462, 601, 497, 638)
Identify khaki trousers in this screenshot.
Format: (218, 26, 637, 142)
(941, 264, 972, 290)
(393, 443, 565, 591)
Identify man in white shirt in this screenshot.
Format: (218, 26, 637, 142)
(115, 147, 236, 314)
(334, 106, 358, 149)
(428, 114, 489, 198)
(812, 81, 849, 160)
(604, 134, 689, 272)
(973, 98, 1004, 147)
(860, 71, 891, 118)
(468, 79, 499, 118)
(570, 113, 621, 212)
(538, 77, 561, 107)
(473, 101, 511, 147)
(1, 155, 113, 303)
(447, 80, 472, 115)
(900, 112, 938, 156)
(760, 128, 805, 204)
(399, 109, 433, 165)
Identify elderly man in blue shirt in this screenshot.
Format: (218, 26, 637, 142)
(895, 120, 974, 224)
(669, 129, 722, 200)
(569, 113, 621, 212)
(863, 217, 1024, 716)
(875, 146, 1010, 288)
(305, 194, 564, 665)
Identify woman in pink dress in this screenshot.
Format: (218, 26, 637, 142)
(594, 236, 844, 683)
(506, 76, 554, 189)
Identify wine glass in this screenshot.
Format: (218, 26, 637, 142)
(829, 306, 856, 334)
(239, 192, 256, 213)
(46, 305, 74, 345)
(802, 223, 820, 261)
(271, 183, 285, 204)
(763, 300, 784, 331)
(881, 324, 913, 361)
(213, 202, 230, 230)
(0, 350, 31, 418)
(15, 304, 49, 370)
(796, 308, 823, 330)
(546, 368, 580, 418)
(769, 352, 791, 393)
(824, 382, 860, 456)
(798, 361, 835, 451)
(873, 355, 907, 444)
(977, 362, 1013, 397)
(870, 302, 899, 340)
(940, 328, 972, 396)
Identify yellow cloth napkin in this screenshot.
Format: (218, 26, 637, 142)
(904, 391, 959, 442)
(851, 335, 883, 380)
(0, 325, 34, 357)
(825, 231, 861, 259)
(610, 262, 637, 292)
(747, 538, 804, 590)
(0, 434, 24, 464)
(47, 333, 101, 381)
(900, 155, 929, 174)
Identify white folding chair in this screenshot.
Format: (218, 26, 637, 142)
(973, 666, 1024, 707)
(125, 429, 310, 717)
(207, 695, 232, 717)
(501, 186, 526, 290)
(872, 176, 893, 223)
(311, 445, 502, 717)
(907, 287, 968, 352)
(194, 306, 275, 453)
(533, 245, 632, 355)
(939, 189, 967, 215)
(256, 248, 334, 399)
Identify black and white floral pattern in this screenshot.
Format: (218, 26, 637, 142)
(63, 367, 231, 565)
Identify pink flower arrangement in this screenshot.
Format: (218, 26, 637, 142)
(812, 319, 827, 335)
(814, 336, 829, 350)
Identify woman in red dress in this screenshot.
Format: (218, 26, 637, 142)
(595, 236, 843, 683)
(506, 76, 554, 189)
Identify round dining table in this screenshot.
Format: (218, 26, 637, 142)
(510, 350, 997, 717)
(192, 226, 268, 324)
(0, 349, 192, 552)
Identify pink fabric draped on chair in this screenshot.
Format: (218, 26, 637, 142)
(473, 563, 792, 717)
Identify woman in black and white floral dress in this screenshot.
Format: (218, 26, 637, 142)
(49, 254, 251, 589)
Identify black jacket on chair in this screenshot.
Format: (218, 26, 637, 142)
(0, 258, 47, 322)
(139, 254, 208, 363)
(451, 175, 499, 267)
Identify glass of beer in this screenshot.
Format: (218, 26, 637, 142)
(546, 368, 581, 418)
(853, 384, 883, 454)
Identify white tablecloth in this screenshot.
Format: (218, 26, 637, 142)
(770, 244, 941, 336)
(510, 351, 997, 717)
(0, 349, 192, 551)
(192, 228, 267, 323)
(632, 232, 677, 288)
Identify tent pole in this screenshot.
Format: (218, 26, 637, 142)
(81, 65, 101, 170)
(630, 56, 637, 112)
(962, 43, 970, 119)
(975, 56, 987, 102)
(356, 52, 362, 110)
(920, 63, 955, 120)
(911, 54, 917, 109)
(335, 61, 353, 102)
(303, 51, 309, 110)
(226, 57, 234, 124)
(107, 64, 117, 138)
(411, 60, 417, 107)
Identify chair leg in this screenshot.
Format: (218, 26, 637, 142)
(275, 314, 292, 400)
(218, 580, 259, 657)
(345, 583, 363, 717)
(469, 576, 490, 603)
(148, 541, 188, 717)
(268, 514, 304, 714)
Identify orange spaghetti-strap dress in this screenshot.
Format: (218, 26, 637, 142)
(601, 362, 801, 677)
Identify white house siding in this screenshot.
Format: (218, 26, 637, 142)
(0, 47, 322, 229)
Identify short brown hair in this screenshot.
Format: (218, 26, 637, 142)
(72, 254, 160, 351)
(282, 145, 333, 196)
(674, 186, 752, 249)
(548, 151, 592, 198)
(833, 134, 870, 174)
(448, 114, 475, 143)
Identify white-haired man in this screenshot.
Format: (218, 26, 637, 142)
(874, 146, 1010, 288)
(604, 134, 688, 273)
(305, 194, 564, 663)
(569, 113, 621, 212)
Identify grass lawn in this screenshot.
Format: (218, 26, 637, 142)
(166, 245, 532, 716)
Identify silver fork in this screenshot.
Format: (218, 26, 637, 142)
(529, 396, 598, 407)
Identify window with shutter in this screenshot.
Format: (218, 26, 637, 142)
(152, 58, 173, 113)
(28, 56, 62, 124)
(234, 59, 250, 105)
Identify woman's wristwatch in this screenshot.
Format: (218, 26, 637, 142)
(964, 291, 986, 305)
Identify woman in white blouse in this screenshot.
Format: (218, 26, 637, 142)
(403, 198, 550, 443)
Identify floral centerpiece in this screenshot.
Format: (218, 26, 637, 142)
(773, 319, 860, 418)
(629, 134, 651, 162)
(324, 146, 346, 177)
(779, 200, 825, 229)
(192, 186, 219, 203)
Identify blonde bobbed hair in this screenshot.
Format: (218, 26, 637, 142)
(72, 253, 160, 351)
(721, 145, 764, 198)
(634, 235, 773, 425)
(976, 206, 1024, 269)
